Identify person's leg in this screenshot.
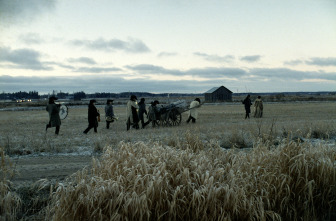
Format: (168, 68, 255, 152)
(83, 125, 92, 134)
(186, 116, 192, 123)
(126, 118, 130, 131)
(106, 121, 110, 129)
(191, 117, 196, 123)
(55, 126, 60, 135)
(46, 121, 51, 131)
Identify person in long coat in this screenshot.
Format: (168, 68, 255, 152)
(147, 100, 160, 127)
(83, 99, 100, 134)
(105, 99, 115, 129)
(138, 98, 148, 128)
(242, 94, 252, 119)
(126, 95, 139, 130)
(254, 96, 263, 118)
(46, 96, 61, 135)
(186, 98, 201, 123)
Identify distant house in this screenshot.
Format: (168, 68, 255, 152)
(204, 86, 233, 102)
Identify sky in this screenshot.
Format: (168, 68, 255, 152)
(0, 0, 335, 94)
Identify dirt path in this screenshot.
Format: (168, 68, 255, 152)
(10, 155, 97, 186)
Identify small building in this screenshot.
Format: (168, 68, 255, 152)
(204, 86, 233, 102)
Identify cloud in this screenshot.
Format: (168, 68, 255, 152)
(74, 67, 121, 73)
(0, 75, 213, 94)
(0, 0, 56, 26)
(305, 57, 336, 67)
(157, 52, 178, 57)
(240, 55, 262, 63)
(194, 52, 235, 63)
(69, 38, 150, 53)
(19, 33, 45, 45)
(126, 64, 246, 78)
(67, 57, 97, 65)
(284, 59, 304, 66)
(0, 47, 52, 70)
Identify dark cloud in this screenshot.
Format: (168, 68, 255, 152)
(19, 33, 45, 45)
(126, 64, 246, 78)
(284, 59, 304, 66)
(0, 75, 213, 94)
(0, 47, 52, 70)
(0, 0, 56, 26)
(305, 57, 336, 67)
(157, 52, 178, 57)
(69, 38, 150, 53)
(240, 55, 262, 63)
(249, 68, 336, 81)
(67, 57, 97, 65)
(74, 67, 121, 73)
(194, 52, 235, 63)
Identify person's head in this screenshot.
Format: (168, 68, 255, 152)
(130, 95, 137, 101)
(257, 96, 261, 99)
(152, 100, 159, 106)
(247, 94, 250, 98)
(49, 96, 58, 104)
(195, 98, 201, 103)
(140, 98, 145, 103)
(89, 99, 97, 105)
(106, 99, 113, 105)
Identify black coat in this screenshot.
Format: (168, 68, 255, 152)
(88, 104, 100, 126)
(243, 97, 252, 113)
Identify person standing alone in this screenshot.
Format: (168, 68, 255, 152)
(83, 99, 100, 134)
(46, 96, 61, 135)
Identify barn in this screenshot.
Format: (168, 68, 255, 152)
(204, 86, 233, 102)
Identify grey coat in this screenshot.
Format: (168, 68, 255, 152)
(46, 104, 61, 127)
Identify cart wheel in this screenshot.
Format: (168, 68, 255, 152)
(168, 109, 182, 126)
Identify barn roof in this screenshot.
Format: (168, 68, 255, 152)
(205, 86, 233, 94)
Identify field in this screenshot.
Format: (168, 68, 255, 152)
(1, 101, 336, 220)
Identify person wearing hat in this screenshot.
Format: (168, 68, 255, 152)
(105, 99, 115, 129)
(126, 95, 139, 130)
(186, 98, 201, 124)
(138, 98, 149, 128)
(46, 96, 61, 135)
(83, 99, 100, 134)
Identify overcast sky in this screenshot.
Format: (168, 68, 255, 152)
(0, 0, 335, 94)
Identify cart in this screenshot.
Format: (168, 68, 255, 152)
(156, 100, 190, 126)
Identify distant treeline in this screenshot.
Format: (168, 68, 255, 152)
(0, 91, 204, 100)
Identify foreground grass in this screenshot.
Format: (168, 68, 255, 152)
(47, 138, 336, 220)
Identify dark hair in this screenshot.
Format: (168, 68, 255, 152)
(130, 95, 137, 101)
(106, 99, 113, 104)
(89, 99, 97, 105)
(195, 98, 201, 103)
(48, 96, 58, 104)
(257, 96, 261, 99)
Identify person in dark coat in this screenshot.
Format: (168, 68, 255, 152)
(83, 99, 100, 134)
(138, 98, 149, 128)
(242, 94, 252, 119)
(147, 100, 160, 127)
(126, 95, 139, 130)
(46, 96, 61, 135)
(105, 99, 115, 129)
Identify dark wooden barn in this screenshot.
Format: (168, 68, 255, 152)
(204, 86, 233, 102)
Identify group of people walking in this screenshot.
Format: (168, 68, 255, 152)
(45, 94, 262, 135)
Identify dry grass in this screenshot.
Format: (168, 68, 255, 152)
(0, 147, 21, 221)
(47, 136, 336, 220)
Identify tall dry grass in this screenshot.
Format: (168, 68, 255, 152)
(48, 134, 336, 220)
(0, 147, 21, 221)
